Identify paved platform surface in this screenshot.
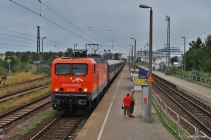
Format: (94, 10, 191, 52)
(75, 65, 175, 140)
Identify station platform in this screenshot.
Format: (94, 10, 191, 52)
(139, 66, 211, 107)
(153, 70, 211, 106)
(75, 65, 175, 140)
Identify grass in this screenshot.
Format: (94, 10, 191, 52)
(7, 108, 56, 140)
(6, 72, 45, 84)
(0, 71, 55, 139)
(152, 100, 181, 140)
(0, 78, 50, 96)
(153, 102, 193, 140)
(0, 86, 50, 114)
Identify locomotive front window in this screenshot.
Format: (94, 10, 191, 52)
(56, 64, 70, 75)
(72, 64, 88, 76)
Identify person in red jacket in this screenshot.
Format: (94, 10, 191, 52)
(123, 93, 134, 118)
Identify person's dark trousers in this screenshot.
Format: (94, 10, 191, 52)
(130, 102, 135, 114)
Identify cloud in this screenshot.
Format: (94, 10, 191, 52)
(0, 0, 211, 54)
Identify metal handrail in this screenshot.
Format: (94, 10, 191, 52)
(152, 92, 211, 140)
(170, 70, 211, 86)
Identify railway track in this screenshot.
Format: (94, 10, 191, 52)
(0, 75, 50, 89)
(153, 75, 211, 137)
(0, 83, 50, 103)
(30, 115, 84, 140)
(0, 94, 50, 129)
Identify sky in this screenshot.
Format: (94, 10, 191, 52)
(0, 0, 211, 55)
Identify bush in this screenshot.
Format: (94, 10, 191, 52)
(191, 70, 201, 76)
(0, 67, 8, 76)
(40, 64, 51, 74)
(13, 63, 32, 73)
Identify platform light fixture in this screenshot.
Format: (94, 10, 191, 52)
(139, 4, 153, 123)
(181, 37, 186, 72)
(130, 44, 134, 71)
(130, 38, 136, 71)
(42, 37, 46, 69)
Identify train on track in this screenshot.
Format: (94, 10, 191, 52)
(51, 55, 124, 114)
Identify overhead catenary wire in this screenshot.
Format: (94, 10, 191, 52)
(0, 32, 70, 52)
(9, 0, 94, 44)
(153, 29, 211, 50)
(39, 1, 107, 52)
(8, 0, 211, 54)
(0, 32, 35, 42)
(0, 37, 35, 45)
(8, 1, 149, 54)
(39, 1, 102, 45)
(0, 42, 31, 48)
(0, 25, 73, 47)
(0, 26, 35, 38)
(9, 0, 112, 53)
(169, 29, 211, 49)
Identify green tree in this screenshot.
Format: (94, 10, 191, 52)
(5, 51, 15, 57)
(189, 37, 203, 49)
(204, 34, 211, 55)
(20, 52, 29, 62)
(10, 57, 21, 72)
(58, 51, 64, 57)
(64, 48, 73, 57)
(170, 56, 178, 65)
(31, 52, 38, 61)
(186, 35, 211, 72)
(202, 35, 211, 72)
(186, 37, 203, 70)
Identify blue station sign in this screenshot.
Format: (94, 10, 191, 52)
(139, 69, 148, 79)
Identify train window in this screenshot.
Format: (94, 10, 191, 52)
(56, 64, 71, 75)
(72, 64, 88, 76)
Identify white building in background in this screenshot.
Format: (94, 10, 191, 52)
(136, 46, 183, 70)
(0, 53, 5, 60)
(156, 46, 183, 59)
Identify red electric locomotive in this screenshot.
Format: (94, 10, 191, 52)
(51, 56, 124, 113)
(51, 46, 124, 114)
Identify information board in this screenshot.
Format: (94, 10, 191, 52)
(139, 69, 148, 79)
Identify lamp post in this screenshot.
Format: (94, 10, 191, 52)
(128, 50, 131, 70)
(144, 43, 149, 65)
(139, 4, 153, 123)
(73, 44, 78, 57)
(130, 44, 134, 71)
(88, 26, 92, 42)
(42, 37, 46, 69)
(181, 37, 186, 72)
(74, 44, 78, 51)
(110, 30, 114, 50)
(130, 38, 136, 70)
(7, 58, 11, 92)
(166, 16, 171, 72)
(163, 43, 168, 68)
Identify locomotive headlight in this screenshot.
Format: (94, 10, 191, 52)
(84, 88, 88, 92)
(55, 88, 59, 91)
